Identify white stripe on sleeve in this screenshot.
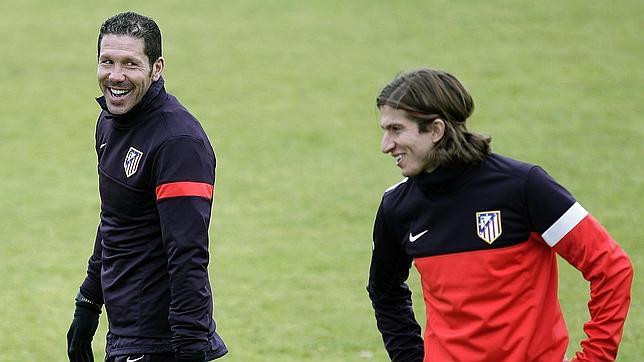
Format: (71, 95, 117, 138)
(542, 202, 589, 247)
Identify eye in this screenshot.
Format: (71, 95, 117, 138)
(99, 59, 113, 65)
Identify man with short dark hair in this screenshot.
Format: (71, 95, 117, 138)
(367, 68, 633, 361)
(66, 12, 227, 362)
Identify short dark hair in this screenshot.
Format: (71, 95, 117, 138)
(377, 68, 492, 167)
(97, 12, 162, 67)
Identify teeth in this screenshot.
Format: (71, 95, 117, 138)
(395, 155, 403, 165)
(110, 88, 130, 96)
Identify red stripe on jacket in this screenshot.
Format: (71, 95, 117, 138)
(155, 182, 214, 201)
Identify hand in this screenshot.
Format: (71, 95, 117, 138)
(175, 351, 206, 362)
(67, 301, 100, 362)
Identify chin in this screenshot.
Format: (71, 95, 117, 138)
(106, 103, 131, 115)
(401, 169, 420, 177)
(107, 107, 126, 115)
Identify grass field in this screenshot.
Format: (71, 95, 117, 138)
(0, 0, 642, 361)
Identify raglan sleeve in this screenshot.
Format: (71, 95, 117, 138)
(152, 135, 217, 356)
(525, 166, 633, 362)
(367, 199, 424, 362)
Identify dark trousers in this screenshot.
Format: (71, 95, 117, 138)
(106, 354, 175, 362)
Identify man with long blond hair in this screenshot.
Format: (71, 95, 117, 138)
(367, 68, 632, 361)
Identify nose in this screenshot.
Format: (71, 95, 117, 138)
(381, 133, 395, 154)
(108, 65, 126, 83)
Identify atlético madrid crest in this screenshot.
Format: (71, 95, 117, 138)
(476, 210, 502, 244)
(124, 147, 143, 178)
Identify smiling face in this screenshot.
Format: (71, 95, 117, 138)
(97, 35, 164, 115)
(380, 105, 444, 177)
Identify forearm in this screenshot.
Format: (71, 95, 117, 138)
(368, 202, 423, 361)
(80, 224, 104, 303)
(167, 245, 213, 353)
(368, 286, 424, 361)
(159, 198, 214, 354)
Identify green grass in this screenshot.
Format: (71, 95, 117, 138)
(0, 0, 642, 360)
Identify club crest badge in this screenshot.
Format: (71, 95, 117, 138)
(124, 147, 143, 178)
(476, 210, 502, 244)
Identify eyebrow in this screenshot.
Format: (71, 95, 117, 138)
(381, 123, 403, 130)
(99, 53, 143, 63)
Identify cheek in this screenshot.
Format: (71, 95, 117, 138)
(399, 133, 418, 149)
(97, 68, 113, 83)
(407, 137, 434, 158)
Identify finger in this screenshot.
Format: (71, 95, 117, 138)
(67, 324, 78, 350)
(87, 342, 95, 362)
(66, 325, 74, 344)
(69, 327, 84, 349)
(68, 348, 81, 362)
(68, 334, 80, 358)
(72, 326, 93, 349)
(78, 342, 92, 362)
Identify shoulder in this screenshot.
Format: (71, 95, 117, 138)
(482, 154, 564, 189)
(480, 153, 537, 180)
(383, 177, 410, 198)
(95, 111, 111, 142)
(384, 177, 409, 194)
(380, 177, 412, 210)
(150, 95, 215, 164)
(96, 110, 110, 130)
(158, 93, 209, 139)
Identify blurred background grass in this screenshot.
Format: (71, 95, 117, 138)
(0, 0, 641, 360)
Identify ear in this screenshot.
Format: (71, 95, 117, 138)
(151, 57, 165, 81)
(431, 118, 446, 143)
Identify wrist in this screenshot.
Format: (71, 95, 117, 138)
(75, 291, 102, 308)
(75, 291, 102, 314)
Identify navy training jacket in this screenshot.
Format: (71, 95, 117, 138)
(80, 78, 227, 359)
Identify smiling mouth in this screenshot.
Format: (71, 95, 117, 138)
(395, 154, 404, 165)
(109, 88, 131, 98)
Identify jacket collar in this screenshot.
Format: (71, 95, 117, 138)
(412, 164, 472, 195)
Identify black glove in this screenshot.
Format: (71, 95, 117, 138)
(175, 351, 206, 362)
(67, 300, 101, 362)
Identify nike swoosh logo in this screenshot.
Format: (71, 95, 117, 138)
(409, 229, 429, 242)
(126, 356, 144, 362)
(100, 143, 107, 149)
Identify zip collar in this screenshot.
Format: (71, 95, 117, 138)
(412, 163, 472, 195)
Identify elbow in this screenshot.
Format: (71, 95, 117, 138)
(367, 284, 413, 309)
(615, 248, 634, 286)
(602, 248, 634, 304)
(622, 253, 634, 287)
